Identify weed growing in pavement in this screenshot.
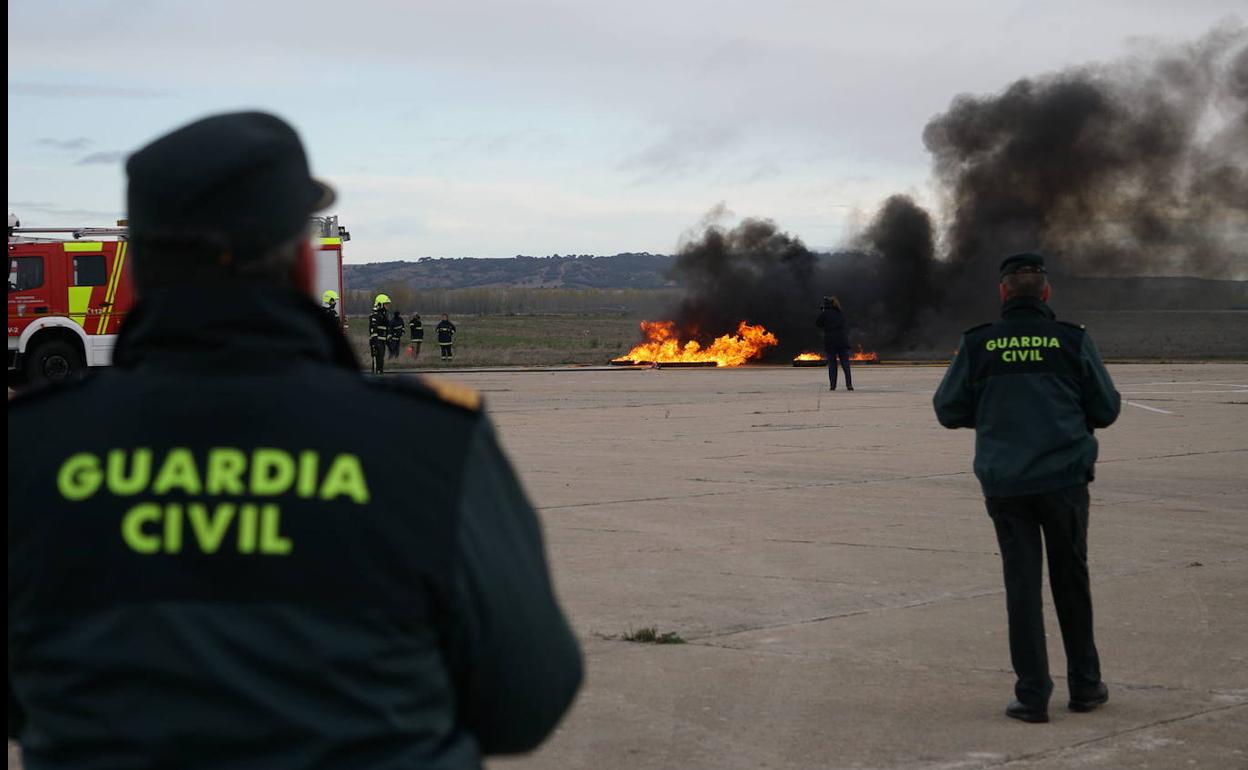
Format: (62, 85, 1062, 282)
(621, 626, 686, 644)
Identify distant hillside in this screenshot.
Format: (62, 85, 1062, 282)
(345, 254, 1246, 311)
(344, 253, 676, 291)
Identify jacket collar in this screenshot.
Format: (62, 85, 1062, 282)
(112, 285, 359, 372)
(1001, 296, 1056, 321)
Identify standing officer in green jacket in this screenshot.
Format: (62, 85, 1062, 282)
(8, 112, 582, 769)
(933, 253, 1120, 724)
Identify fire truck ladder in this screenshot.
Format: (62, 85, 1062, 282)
(9, 226, 129, 242)
(12, 219, 347, 242)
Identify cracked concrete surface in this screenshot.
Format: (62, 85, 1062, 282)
(8, 363, 1246, 769)
(480, 363, 1246, 769)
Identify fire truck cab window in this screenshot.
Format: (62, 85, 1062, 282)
(73, 255, 107, 286)
(8, 256, 44, 292)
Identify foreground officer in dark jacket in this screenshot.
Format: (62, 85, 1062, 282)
(7, 112, 582, 769)
(933, 253, 1120, 724)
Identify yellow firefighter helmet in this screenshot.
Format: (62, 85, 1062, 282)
(374, 293, 391, 308)
(322, 289, 339, 305)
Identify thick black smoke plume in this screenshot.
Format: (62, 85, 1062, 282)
(668, 200, 937, 356)
(924, 22, 1247, 318)
(668, 218, 818, 357)
(665, 23, 1246, 354)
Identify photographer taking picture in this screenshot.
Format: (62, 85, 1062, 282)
(815, 295, 854, 391)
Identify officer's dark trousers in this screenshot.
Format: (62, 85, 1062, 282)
(827, 348, 852, 389)
(986, 483, 1102, 707)
(370, 339, 386, 374)
(440, 344, 453, 360)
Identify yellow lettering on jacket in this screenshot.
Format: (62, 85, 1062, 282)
(985, 335, 1062, 364)
(57, 448, 372, 556)
(58, 453, 103, 501)
(57, 448, 371, 499)
(151, 448, 202, 495)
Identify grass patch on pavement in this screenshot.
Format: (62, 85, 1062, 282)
(620, 626, 686, 644)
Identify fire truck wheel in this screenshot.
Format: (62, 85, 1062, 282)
(24, 338, 84, 385)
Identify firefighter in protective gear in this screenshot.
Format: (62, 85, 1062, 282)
(8, 111, 582, 769)
(321, 289, 340, 322)
(436, 313, 457, 361)
(409, 313, 424, 359)
(369, 294, 391, 374)
(388, 311, 405, 359)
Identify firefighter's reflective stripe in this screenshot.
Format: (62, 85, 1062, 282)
(99, 241, 127, 335)
(68, 287, 93, 328)
(63, 242, 104, 253)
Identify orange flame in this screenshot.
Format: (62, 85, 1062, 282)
(850, 345, 879, 362)
(613, 320, 778, 367)
(793, 352, 825, 361)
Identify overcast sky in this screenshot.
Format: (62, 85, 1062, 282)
(7, 0, 1244, 263)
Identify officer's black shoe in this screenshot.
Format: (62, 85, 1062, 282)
(830, 386, 836, 391)
(1068, 683, 1109, 713)
(847, 386, 854, 391)
(1005, 700, 1049, 723)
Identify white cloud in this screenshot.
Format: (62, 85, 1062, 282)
(7, 0, 1245, 259)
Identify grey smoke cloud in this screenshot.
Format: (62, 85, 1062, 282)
(76, 151, 127, 166)
(621, 123, 743, 179)
(36, 137, 92, 151)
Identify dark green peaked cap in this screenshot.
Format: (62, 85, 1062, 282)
(999, 252, 1046, 278)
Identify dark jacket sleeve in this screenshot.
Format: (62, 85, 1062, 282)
(450, 417, 582, 754)
(8, 678, 24, 740)
(933, 338, 975, 429)
(1080, 333, 1121, 429)
(815, 311, 825, 328)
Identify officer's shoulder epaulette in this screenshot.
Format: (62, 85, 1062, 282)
(368, 374, 482, 413)
(1057, 320, 1087, 332)
(962, 322, 992, 335)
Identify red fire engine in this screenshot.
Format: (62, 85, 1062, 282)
(7, 214, 350, 384)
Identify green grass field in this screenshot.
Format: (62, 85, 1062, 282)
(345, 314, 648, 368)
(342, 309, 1248, 368)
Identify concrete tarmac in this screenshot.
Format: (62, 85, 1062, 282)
(467, 363, 1247, 770)
(8, 363, 1246, 769)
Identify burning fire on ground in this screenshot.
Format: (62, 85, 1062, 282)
(791, 346, 880, 365)
(613, 320, 778, 367)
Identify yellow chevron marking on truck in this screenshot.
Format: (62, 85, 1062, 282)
(98, 241, 128, 335)
(68, 287, 93, 328)
(319, 237, 342, 246)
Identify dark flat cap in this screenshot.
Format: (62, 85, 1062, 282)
(126, 111, 334, 254)
(999, 252, 1046, 277)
